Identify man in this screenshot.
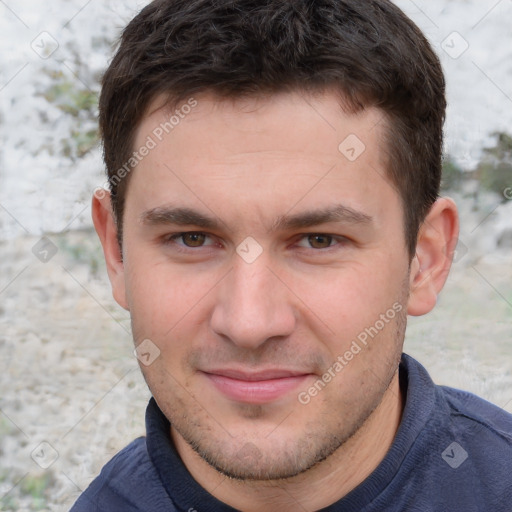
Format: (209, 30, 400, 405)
(72, 0, 512, 510)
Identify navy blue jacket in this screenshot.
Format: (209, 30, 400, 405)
(71, 354, 512, 511)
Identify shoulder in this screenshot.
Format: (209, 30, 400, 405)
(439, 385, 512, 441)
(430, 385, 512, 509)
(70, 437, 177, 512)
(389, 356, 512, 510)
(403, 354, 512, 444)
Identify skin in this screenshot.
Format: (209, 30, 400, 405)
(93, 91, 459, 511)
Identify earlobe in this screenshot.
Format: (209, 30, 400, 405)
(407, 198, 459, 317)
(91, 191, 129, 310)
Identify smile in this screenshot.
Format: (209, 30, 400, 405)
(201, 370, 312, 404)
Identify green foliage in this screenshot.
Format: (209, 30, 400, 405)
(43, 78, 97, 118)
(20, 473, 53, 510)
(62, 128, 99, 159)
(0, 495, 18, 511)
(38, 69, 100, 161)
(476, 132, 512, 199)
(0, 415, 13, 436)
(441, 156, 465, 192)
(57, 231, 104, 276)
(0, 471, 52, 511)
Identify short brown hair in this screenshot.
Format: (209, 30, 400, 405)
(99, 0, 446, 256)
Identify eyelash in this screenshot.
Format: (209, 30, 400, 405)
(163, 232, 348, 252)
(164, 232, 216, 250)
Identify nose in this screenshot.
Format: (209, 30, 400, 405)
(210, 257, 297, 350)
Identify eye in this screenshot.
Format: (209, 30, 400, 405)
(307, 234, 333, 249)
(296, 234, 339, 249)
(181, 232, 207, 247)
(166, 232, 215, 248)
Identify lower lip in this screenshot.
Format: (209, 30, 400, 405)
(203, 373, 310, 404)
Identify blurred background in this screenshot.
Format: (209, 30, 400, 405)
(0, 0, 511, 509)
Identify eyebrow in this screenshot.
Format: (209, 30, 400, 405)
(141, 207, 220, 230)
(271, 204, 373, 231)
(140, 204, 373, 232)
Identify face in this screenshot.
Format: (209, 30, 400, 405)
(115, 91, 412, 479)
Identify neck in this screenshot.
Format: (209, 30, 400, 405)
(173, 373, 403, 512)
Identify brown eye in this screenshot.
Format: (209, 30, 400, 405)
(182, 232, 206, 247)
(307, 234, 333, 249)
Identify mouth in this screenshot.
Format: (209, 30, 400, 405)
(200, 369, 313, 404)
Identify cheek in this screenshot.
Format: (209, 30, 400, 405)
(294, 259, 404, 340)
(124, 257, 183, 335)
(123, 252, 220, 345)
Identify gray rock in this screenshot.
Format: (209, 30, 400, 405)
(497, 228, 512, 249)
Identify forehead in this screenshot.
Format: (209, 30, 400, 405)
(127, 91, 399, 231)
(139, 90, 386, 153)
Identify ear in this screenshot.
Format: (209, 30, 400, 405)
(407, 197, 459, 316)
(92, 190, 129, 310)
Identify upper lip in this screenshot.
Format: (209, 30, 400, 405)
(201, 369, 311, 381)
